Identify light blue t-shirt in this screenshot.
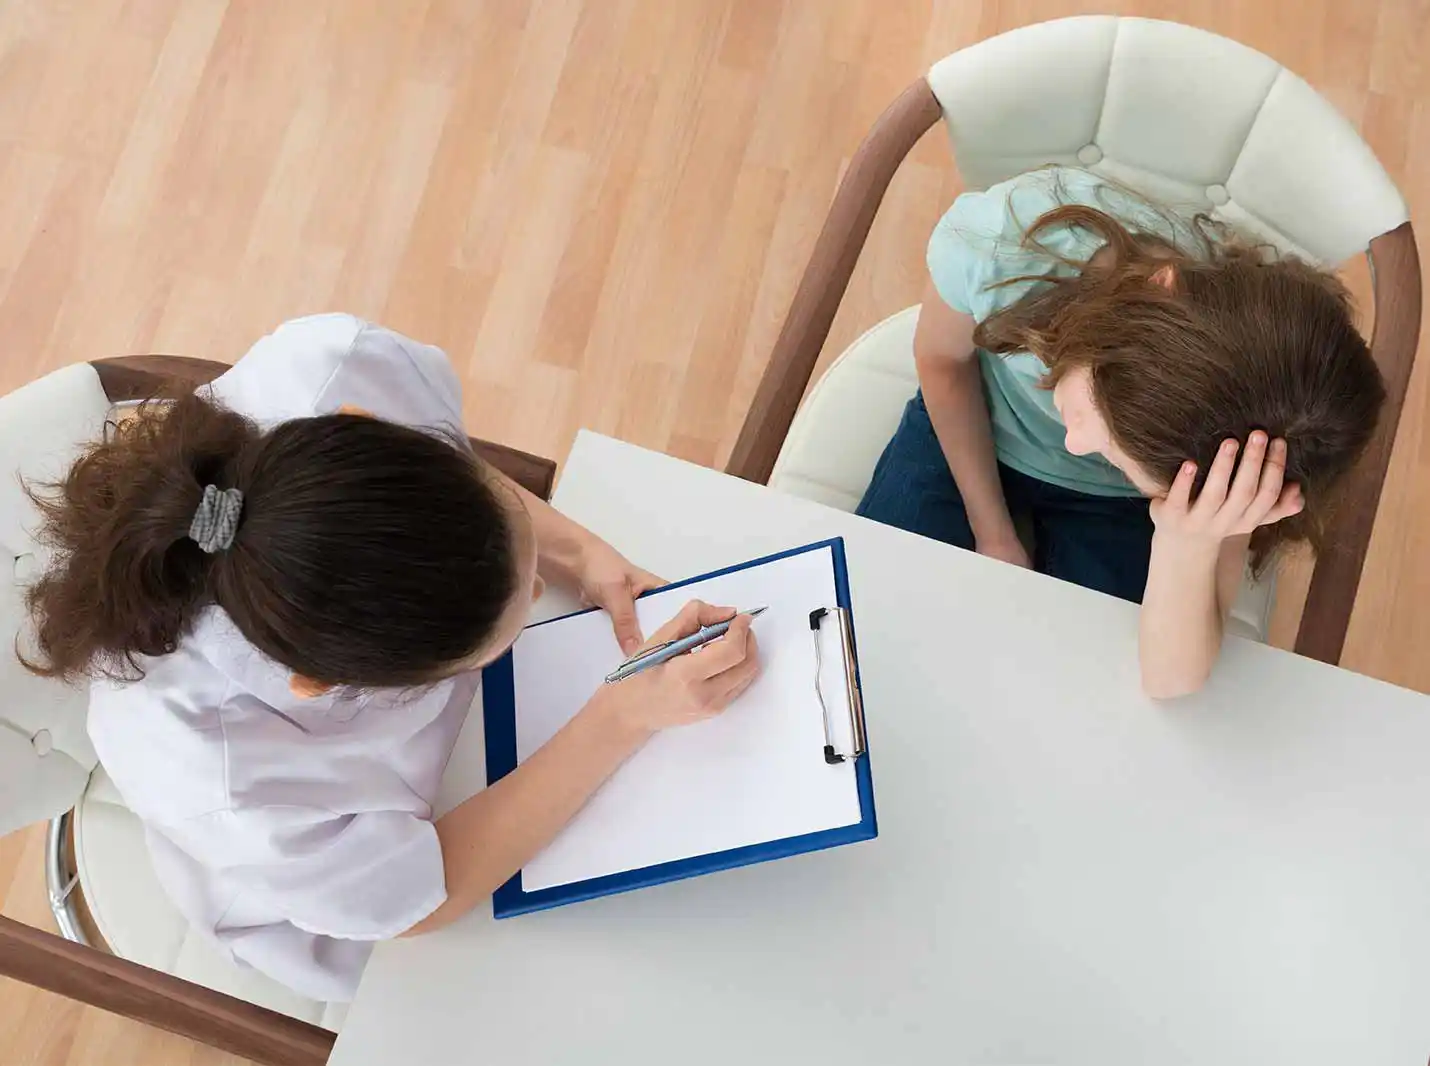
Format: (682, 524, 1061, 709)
(927, 166, 1192, 498)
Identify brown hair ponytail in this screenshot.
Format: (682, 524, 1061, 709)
(24, 393, 518, 686)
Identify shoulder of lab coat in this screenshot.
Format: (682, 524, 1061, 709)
(206, 313, 467, 433)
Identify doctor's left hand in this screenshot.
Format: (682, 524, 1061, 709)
(575, 537, 665, 656)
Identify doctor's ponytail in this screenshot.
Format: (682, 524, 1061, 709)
(21, 392, 518, 686)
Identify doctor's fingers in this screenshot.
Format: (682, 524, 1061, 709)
(679, 615, 754, 681)
(646, 600, 736, 648)
(701, 634, 762, 705)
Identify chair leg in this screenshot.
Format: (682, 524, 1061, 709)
(45, 810, 90, 947)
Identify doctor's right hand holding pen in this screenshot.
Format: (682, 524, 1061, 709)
(593, 600, 762, 731)
(408, 600, 760, 936)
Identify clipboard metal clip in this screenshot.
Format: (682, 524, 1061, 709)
(809, 607, 867, 765)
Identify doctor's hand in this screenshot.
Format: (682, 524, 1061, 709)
(587, 601, 762, 737)
(573, 536, 665, 656)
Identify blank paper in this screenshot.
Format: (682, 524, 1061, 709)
(512, 546, 863, 891)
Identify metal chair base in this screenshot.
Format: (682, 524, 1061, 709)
(45, 810, 89, 947)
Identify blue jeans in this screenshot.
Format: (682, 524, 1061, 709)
(856, 394, 1155, 603)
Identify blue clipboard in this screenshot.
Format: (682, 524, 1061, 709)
(481, 537, 877, 919)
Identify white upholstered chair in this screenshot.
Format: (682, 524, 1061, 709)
(0, 356, 557, 1064)
(728, 16, 1421, 660)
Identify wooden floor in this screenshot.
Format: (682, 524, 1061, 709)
(1, 0, 1426, 1062)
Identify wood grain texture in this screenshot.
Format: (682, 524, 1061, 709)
(0, 916, 333, 1066)
(2, 2, 1428, 1063)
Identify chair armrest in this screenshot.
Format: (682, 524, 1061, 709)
(725, 79, 942, 484)
(90, 355, 232, 402)
(471, 438, 558, 501)
(0, 914, 332, 1066)
(1296, 221, 1422, 663)
(90, 356, 558, 502)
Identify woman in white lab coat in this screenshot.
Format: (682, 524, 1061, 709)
(21, 314, 760, 1003)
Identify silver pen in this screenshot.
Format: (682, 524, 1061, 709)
(604, 607, 768, 684)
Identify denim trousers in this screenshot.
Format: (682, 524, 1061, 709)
(856, 393, 1155, 603)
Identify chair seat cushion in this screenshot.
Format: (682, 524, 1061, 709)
(769, 307, 1275, 641)
(768, 307, 922, 511)
(74, 767, 339, 1030)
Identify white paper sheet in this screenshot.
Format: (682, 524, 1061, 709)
(512, 545, 863, 891)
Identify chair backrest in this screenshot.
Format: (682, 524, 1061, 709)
(0, 364, 110, 836)
(927, 15, 1408, 264)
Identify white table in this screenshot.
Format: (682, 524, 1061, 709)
(331, 432, 1430, 1066)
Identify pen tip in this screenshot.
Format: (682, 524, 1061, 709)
(746, 606, 768, 618)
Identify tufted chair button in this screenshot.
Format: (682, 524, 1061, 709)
(31, 729, 52, 756)
(1206, 183, 1230, 206)
(1076, 144, 1103, 165)
(13, 552, 39, 582)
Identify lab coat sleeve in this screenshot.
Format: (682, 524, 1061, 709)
(197, 805, 449, 941)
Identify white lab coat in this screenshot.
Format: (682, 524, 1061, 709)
(88, 315, 480, 1002)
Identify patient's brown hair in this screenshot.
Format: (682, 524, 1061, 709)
(973, 203, 1385, 569)
(22, 393, 518, 687)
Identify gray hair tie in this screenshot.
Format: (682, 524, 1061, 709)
(189, 484, 244, 554)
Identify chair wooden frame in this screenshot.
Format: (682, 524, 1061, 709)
(0, 354, 559, 1065)
(727, 77, 1422, 666)
(91, 355, 560, 500)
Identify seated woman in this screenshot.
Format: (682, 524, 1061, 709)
(857, 167, 1384, 698)
(21, 315, 760, 1001)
